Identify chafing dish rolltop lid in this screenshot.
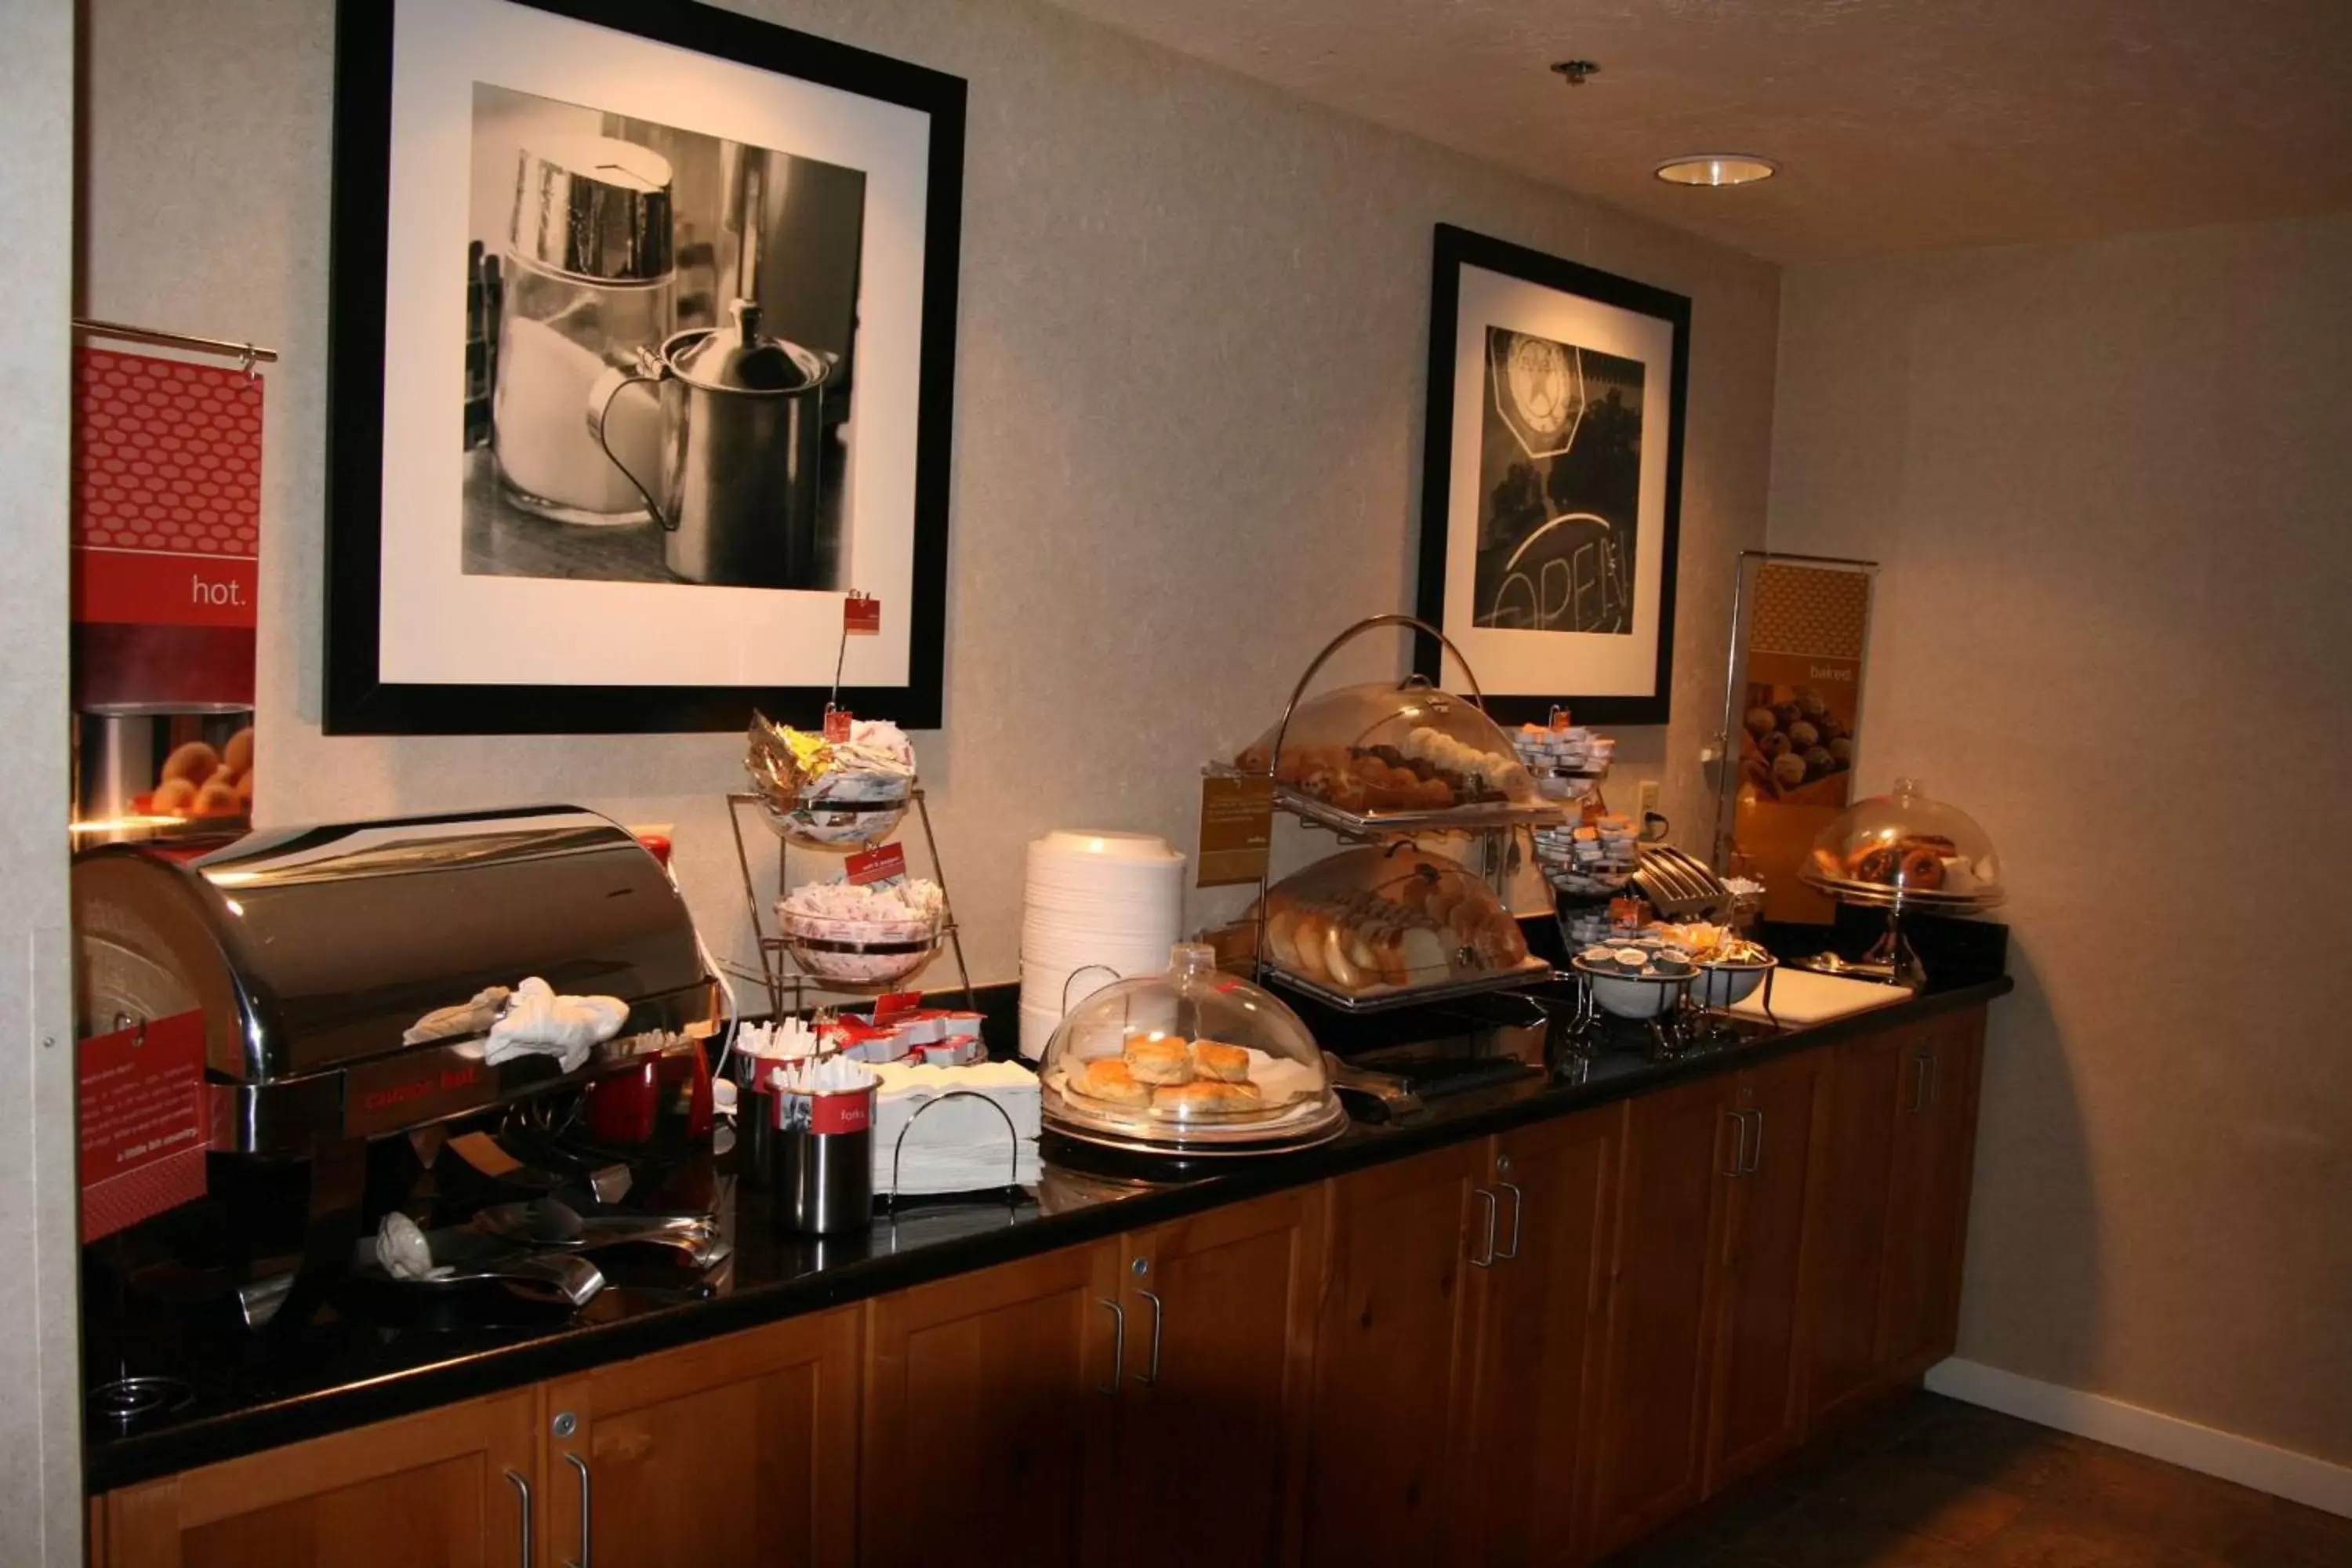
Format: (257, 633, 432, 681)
(74, 806, 720, 1156)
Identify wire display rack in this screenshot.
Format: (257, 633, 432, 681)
(724, 784, 976, 1020)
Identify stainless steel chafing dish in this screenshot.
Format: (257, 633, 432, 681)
(74, 806, 720, 1157)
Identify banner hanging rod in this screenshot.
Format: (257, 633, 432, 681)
(72, 318, 278, 371)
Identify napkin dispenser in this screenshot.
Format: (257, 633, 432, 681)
(73, 805, 720, 1157)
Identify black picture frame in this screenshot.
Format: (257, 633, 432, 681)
(1413, 223, 1690, 728)
(323, 0, 966, 735)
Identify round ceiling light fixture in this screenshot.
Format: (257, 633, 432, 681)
(1654, 154, 1778, 187)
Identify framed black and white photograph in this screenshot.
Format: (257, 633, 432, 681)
(1414, 223, 1690, 727)
(325, 0, 965, 733)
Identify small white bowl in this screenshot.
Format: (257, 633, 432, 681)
(1693, 958, 1775, 1010)
(1577, 961, 1691, 1020)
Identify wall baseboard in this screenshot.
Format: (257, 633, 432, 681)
(1925, 1358, 2352, 1520)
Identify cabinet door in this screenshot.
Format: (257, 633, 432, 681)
(1704, 1049, 1829, 1492)
(1584, 1074, 1736, 1559)
(1301, 1142, 1485, 1568)
(1457, 1108, 1621, 1568)
(1876, 1011, 1985, 1380)
(1115, 1186, 1325, 1568)
(543, 1305, 859, 1568)
(102, 1390, 536, 1568)
(1802, 1028, 1908, 1429)
(862, 1240, 1123, 1568)
(1929, 1011, 1988, 1356)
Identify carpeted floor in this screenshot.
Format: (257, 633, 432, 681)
(1598, 1389, 2349, 1567)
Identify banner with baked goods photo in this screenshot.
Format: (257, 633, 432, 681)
(70, 345, 263, 836)
(1725, 560, 1874, 922)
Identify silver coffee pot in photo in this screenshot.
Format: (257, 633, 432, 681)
(586, 299, 832, 589)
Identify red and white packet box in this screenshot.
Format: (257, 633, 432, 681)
(914, 1037, 985, 1066)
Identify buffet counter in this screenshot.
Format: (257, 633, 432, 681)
(85, 960, 2009, 1496)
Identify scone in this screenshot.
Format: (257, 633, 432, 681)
(1190, 1040, 1250, 1082)
(1069, 1057, 1151, 1109)
(1123, 1034, 1195, 1086)
(1152, 1080, 1264, 1115)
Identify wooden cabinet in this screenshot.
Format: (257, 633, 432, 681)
(543, 1306, 859, 1568)
(1704, 1047, 1830, 1491)
(100, 1389, 536, 1568)
(1802, 1011, 1989, 1432)
(1875, 1011, 1985, 1381)
(1802, 1026, 1909, 1428)
(861, 1240, 1124, 1568)
(1584, 1074, 1737, 1556)
(1112, 1187, 1324, 1568)
(1456, 1107, 1621, 1568)
(95, 1006, 1995, 1568)
(1301, 1142, 1485, 1568)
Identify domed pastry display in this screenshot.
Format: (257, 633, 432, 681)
(1228, 616, 1567, 836)
(1233, 677, 1559, 832)
(1795, 778, 2003, 988)
(1252, 845, 1546, 1013)
(1797, 777, 2004, 909)
(1039, 944, 1348, 1156)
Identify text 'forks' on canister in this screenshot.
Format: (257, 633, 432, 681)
(770, 1059, 877, 1236)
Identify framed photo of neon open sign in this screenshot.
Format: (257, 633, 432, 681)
(1413, 223, 1690, 727)
(324, 0, 964, 733)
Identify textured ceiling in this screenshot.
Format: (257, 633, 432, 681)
(1038, 0, 2352, 261)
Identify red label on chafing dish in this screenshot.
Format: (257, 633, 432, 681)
(822, 706, 853, 742)
(78, 1011, 209, 1242)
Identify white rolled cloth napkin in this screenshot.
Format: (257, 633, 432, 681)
(484, 977, 630, 1073)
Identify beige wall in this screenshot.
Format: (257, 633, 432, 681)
(1, 0, 85, 1561)
(1769, 214, 2352, 1466)
(81, 0, 1780, 996)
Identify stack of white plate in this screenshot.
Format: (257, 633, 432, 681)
(1019, 829, 1185, 1059)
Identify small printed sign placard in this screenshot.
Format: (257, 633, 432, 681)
(845, 842, 909, 887)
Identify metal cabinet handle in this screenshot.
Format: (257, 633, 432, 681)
(1096, 1298, 1127, 1396)
(1495, 1180, 1525, 1261)
(1907, 1052, 1936, 1114)
(1469, 1187, 1498, 1268)
(563, 1450, 592, 1568)
(1134, 1288, 1165, 1385)
(503, 1468, 532, 1568)
(1741, 1109, 1764, 1175)
(1722, 1110, 1748, 1176)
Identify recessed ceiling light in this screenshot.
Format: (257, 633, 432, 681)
(1655, 154, 1777, 187)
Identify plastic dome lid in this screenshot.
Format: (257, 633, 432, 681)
(1259, 844, 1537, 1004)
(1040, 943, 1343, 1149)
(1234, 677, 1541, 817)
(1800, 777, 2004, 906)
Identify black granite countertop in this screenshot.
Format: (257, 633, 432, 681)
(85, 937, 2009, 1493)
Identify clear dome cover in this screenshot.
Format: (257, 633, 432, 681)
(1232, 677, 1547, 824)
(1258, 844, 1542, 1007)
(1800, 777, 2004, 907)
(1040, 943, 1345, 1151)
